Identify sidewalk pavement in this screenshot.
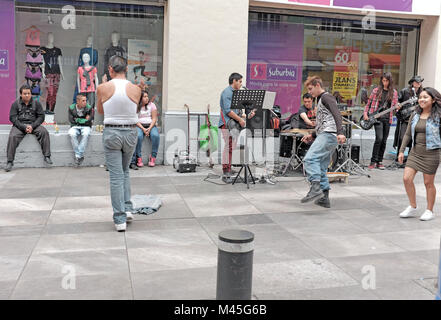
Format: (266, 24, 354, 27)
(0, 161, 439, 300)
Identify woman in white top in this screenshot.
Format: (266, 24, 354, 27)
(130, 90, 160, 168)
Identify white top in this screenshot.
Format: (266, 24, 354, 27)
(103, 79, 138, 125)
(138, 102, 157, 125)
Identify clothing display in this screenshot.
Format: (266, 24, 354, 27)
(26, 52, 43, 64)
(45, 73, 61, 112)
(103, 45, 126, 80)
(24, 26, 41, 47)
(23, 29, 44, 98)
(41, 47, 62, 75)
(25, 65, 42, 80)
(78, 66, 97, 92)
(73, 47, 99, 103)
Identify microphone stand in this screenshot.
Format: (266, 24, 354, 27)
(333, 116, 371, 178)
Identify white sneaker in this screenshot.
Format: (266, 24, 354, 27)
(399, 206, 418, 218)
(126, 212, 134, 222)
(115, 222, 127, 232)
(420, 210, 434, 221)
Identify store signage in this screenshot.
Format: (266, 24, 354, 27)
(0, 50, 8, 71)
(333, 47, 359, 100)
(247, 23, 304, 115)
(333, 0, 412, 12)
(0, 0, 15, 124)
(267, 0, 413, 13)
(250, 64, 298, 81)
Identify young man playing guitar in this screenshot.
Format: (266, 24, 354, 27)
(219, 73, 246, 183)
(394, 75, 423, 165)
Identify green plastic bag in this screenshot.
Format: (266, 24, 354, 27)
(199, 119, 218, 152)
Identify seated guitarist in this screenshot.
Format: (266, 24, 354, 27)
(394, 75, 423, 165)
(218, 73, 246, 183)
(363, 72, 399, 170)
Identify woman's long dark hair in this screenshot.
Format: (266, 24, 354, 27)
(137, 90, 149, 113)
(415, 87, 441, 121)
(376, 72, 395, 103)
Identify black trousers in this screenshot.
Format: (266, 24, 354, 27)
(7, 126, 51, 162)
(395, 120, 412, 160)
(371, 119, 391, 163)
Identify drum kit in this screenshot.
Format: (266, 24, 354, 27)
(278, 109, 370, 177)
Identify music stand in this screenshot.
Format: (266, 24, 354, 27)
(230, 89, 267, 189)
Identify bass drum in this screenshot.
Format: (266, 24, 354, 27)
(328, 148, 339, 172)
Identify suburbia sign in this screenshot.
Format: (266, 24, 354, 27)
(250, 63, 297, 81)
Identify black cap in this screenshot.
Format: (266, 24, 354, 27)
(408, 75, 424, 85)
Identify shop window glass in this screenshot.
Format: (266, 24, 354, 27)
(15, 0, 164, 125)
(248, 12, 419, 122)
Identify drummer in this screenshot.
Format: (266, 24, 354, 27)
(298, 93, 316, 129)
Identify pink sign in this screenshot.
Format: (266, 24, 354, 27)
(288, 0, 331, 4)
(0, 0, 16, 124)
(247, 23, 304, 115)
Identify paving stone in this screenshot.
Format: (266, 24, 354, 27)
(132, 267, 216, 300)
(11, 274, 133, 300)
(253, 259, 358, 295)
(19, 249, 129, 280)
(0, 211, 50, 227)
(0, 255, 29, 282)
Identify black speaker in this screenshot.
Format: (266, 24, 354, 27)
(279, 135, 293, 158)
(351, 145, 360, 163)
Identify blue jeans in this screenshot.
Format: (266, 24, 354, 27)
(303, 132, 338, 191)
(103, 127, 137, 224)
(131, 126, 160, 164)
(68, 126, 91, 159)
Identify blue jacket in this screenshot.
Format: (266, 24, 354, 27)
(410, 113, 441, 150)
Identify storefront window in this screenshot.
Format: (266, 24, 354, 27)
(15, 0, 164, 125)
(247, 11, 420, 121)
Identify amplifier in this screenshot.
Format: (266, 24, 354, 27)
(351, 145, 360, 163)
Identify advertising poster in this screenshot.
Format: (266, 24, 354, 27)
(333, 0, 412, 12)
(127, 39, 158, 86)
(247, 22, 304, 115)
(0, 0, 16, 124)
(333, 47, 359, 100)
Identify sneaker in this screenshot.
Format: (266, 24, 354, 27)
(137, 157, 144, 167)
(399, 206, 418, 218)
(420, 210, 434, 221)
(115, 222, 127, 232)
(5, 162, 13, 172)
(74, 157, 81, 166)
(148, 156, 156, 167)
(44, 156, 53, 165)
(129, 163, 138, 170)
(376, 163, 385, 170)
(368, 163, 375, 170)
(126, 211, 134, 222)
(78, 157, 84, 165)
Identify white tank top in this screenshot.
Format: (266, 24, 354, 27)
(103, 79, 138, 125)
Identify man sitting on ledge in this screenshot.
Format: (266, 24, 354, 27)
(5, 84, 52, 172)
(68, 93, 93, 166)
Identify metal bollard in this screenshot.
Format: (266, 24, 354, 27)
(436, 236, 441, 300)
(216, 229, 254, 300)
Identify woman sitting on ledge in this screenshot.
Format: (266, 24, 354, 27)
(130, 90, 160, 169)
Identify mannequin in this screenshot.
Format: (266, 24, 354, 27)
(41, 32, 64, 114)
(103, 31, 126, 82)
(77, 53, 99, 108)
(78, 35, 98, 67)
(73, 35, 99, 103)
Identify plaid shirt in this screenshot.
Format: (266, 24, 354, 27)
(364, 87, 398, 124)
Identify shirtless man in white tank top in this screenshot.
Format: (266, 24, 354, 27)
(97, 55, 142, 232)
